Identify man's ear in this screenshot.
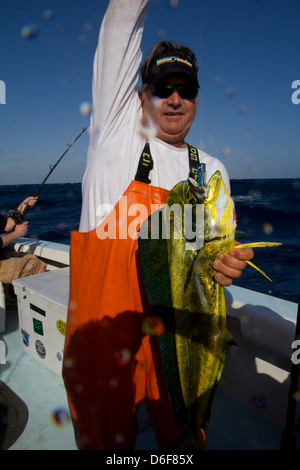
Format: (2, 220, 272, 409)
(138, 84, 148, 108)
(138, 89, 144, 105)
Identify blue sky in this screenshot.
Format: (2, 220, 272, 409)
(1, 0, 299, 184)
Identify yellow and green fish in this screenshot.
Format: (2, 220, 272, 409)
(138, 170, 281, 449)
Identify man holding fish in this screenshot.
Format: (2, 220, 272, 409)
(63, 0, 253, 450)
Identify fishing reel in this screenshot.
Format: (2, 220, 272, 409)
(9, 209, 24, 224)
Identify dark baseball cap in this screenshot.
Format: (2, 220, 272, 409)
(142, 49, 199, 88)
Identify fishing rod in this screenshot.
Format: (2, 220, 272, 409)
(9, 126, 89, 223)
(280, 289, 300, 450)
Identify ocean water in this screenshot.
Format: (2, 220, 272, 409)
(0, 178, 299, 303)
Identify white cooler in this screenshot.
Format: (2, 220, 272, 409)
(13, 268, 69, 377)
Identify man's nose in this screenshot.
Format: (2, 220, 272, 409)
(167, 90, 182, 106)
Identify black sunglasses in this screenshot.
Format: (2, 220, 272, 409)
(150, 82, 198, 100)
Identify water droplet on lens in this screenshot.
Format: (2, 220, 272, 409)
(226, 87, 237, 98)
(115, 432, 124, 445)
(84, 22, 93, 32)
(57, 221, 68, 231)
(262, 222, 273, 235)
(115, 348, 131, 366)
(220, 146, 231, 157)
(79, 101, 91, 117)
(213, 74, 223, 84)
(141, 316, 165, 336)
(168, 0, 179, 9)
(68, 300, 77, 312)
(78, 33, 87, 43)
(249, 165, 258, 175)
(158, 29, 167, 38)
(242, 133, 251, 142)
(63, 357, 74, 369)
(293, 391, 300, 402)
(238, 105, 247, 114)
(110, 378, 118, 388)
(21, 23, 40, 40)
(75, 383, 84, 394)
(51, 408, 71, 427)
(43, 9, 54, 20)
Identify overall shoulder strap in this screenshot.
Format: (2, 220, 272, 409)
(134, 142, 153, 184)
(187, 144, 200, 183)
(135, 142, 200, 185)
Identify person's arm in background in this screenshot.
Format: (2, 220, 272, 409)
(5, 196, 38, 232)
(0, 221, 29, 248)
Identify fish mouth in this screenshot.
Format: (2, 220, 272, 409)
(204, 235, 229, 243)
(187, 178, 207, 201)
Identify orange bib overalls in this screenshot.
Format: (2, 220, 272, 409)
(62, 144, 201, 450)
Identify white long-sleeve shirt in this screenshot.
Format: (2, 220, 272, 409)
(79, 0, 230, 232)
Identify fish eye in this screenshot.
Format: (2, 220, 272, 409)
(188, 197, 197, 206)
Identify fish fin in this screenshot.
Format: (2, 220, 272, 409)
(234, 242, 282, 282)
(245, 260, 273, 282)
(235, 242, 282, 249)
(233, 241, 282, 282)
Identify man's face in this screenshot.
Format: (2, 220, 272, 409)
(141, 75, 198, 148)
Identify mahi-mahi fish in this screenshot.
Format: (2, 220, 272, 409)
(137, 168, 281, 449)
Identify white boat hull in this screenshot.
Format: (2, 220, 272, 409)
(0, 237, 299, 449)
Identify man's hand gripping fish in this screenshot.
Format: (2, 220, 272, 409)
(137, 166, 281, 449)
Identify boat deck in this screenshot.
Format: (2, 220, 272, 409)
(1, 305, 299, 450)
(1, 238, 299, 450)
